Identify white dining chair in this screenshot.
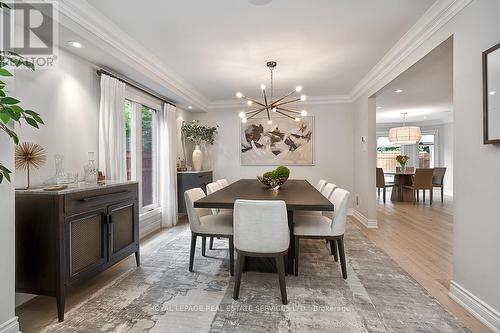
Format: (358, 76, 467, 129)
(295, 183, 337, 218)
(233, 200, 289, 305)
(316, 179, 327, 192)
(294, 188, 350, 279)
(206, 182, 232, 250)
(184, 188, 234, 276)
(216, 179, 229, 188)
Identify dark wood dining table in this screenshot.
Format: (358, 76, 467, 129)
(384, 171, 416, 202)
(194, 179, 334, 273)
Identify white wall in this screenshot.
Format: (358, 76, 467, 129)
(0, 135, 18, 333)
(190, 104, 354, 197)
(12, 48, 100, 188)
(354, 0, 500, 326)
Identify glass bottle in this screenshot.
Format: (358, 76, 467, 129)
(54, 154, 66, 184)
(84, 152, 98, 184)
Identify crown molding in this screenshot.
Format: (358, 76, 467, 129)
(349, 0, 473, 101)
(54, 0, 210, 110)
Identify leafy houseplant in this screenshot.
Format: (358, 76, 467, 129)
(181, 120, 218, 171)
(258, 166, 290, 190)
(395, 155, 410, 173)
(0, 2, 45, 183)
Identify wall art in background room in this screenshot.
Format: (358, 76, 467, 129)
(241, 116, 314, 165)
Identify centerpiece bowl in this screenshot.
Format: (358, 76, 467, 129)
(257, 166, 290, 190)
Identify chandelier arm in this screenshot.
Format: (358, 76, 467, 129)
(262, 89, 269, 109)
(276, 107, 301, 114)
(275, 110, 296, 120)
(274, 97, 301, 107)
(242, 96, 267, 108)
(247, 110, 265, 120)
(272, 90, 297, 105)
(245, 107, 267, 115)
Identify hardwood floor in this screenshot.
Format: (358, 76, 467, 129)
(353, 189, 491, 333)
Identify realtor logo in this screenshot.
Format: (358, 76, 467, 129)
(0, 0, 58, 68)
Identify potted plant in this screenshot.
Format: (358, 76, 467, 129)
(396, 154, 410, 173)
(181, 120, 218, 171)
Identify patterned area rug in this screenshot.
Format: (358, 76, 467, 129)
(41, 223, 469, 333)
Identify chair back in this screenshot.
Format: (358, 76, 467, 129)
(184, 188, 212, 233)
(316, 179, 327, 192)
(376, 168, 385, 187)
(432, 167, 446, 186)
(321, 183, 336, 199)
(329, 188, 350, 236)
(206, 182, 221, 215)
(216, 179, 229, 188)
(396, 166, 415, 173)
(233, 200, 289, 254)
(413, 168, 434, 189)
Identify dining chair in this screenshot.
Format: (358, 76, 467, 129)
(376, 168, 395, 203)
(184, 188, 234, 276)
(233, 200, 289, 305)
(396, 166, 415, 173)
(295, 183, 337, 218)
(216, 179, 229, 188)
(206, 182, 232, 250)
(294, 188, 350, 279)
(315, 179, 327, 192)
(432, 167, 447, 203)
(403, 168, 434, 205)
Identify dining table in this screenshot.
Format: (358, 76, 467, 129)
(194, 179, 334, 274)
(384, 171, 416, 202)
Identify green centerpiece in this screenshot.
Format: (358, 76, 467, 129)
(258, 166, 290, 190)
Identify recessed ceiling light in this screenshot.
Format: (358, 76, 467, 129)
(394, 89, 403, 93)
(187, 105, 193, 109)
(377, 106, 383, 109)
(490, 91, 496, 95)
(67, 41, 84, 48)
(248, 0, 272, 6)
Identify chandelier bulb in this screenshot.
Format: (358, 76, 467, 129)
(267, 119, 272, 125)
(241, 118, 247, 123)
(295, 86, 303, 92)
(295, 117, 300, 122)
(260, 84, 266, 90)
(238, 111, 246, 118)
(272, 107, 277, 112)
(300, 110, 307, 116)
(247, 100, 253, 106)
(236, 92, 243, 98)
(300, 95, 307, 101)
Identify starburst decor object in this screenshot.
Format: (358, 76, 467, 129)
(15, 142, 46, 188)
(236, 61, 308, 124)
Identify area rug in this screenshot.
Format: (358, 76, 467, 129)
(41, 222, 469, 333)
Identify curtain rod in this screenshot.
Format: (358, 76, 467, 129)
(97, 69, 176, 107)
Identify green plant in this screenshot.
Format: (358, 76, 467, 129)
(181, 120, 218, 145)
(262, 166, 290, 180)
(0, 2, 44, 183)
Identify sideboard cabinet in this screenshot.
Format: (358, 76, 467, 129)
(15, 181, 140, 322)
(177, 170, 213, 213)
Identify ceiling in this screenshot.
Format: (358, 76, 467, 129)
(73, 0, 436, 104)
(375, 37, 453, 124)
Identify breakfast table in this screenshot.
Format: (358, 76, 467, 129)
(385, 171, 416, 202)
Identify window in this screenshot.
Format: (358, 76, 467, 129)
(125, 100, 159, 213)
(377, 136, 401, 172)
(419, 133, 436, 168)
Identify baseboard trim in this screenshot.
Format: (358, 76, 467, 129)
(0, 317, 19, 333)
(348, 208, 378, 228)
(449, 280, 500, 332)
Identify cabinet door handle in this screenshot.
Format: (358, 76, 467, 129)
(79, 191, 130, 202)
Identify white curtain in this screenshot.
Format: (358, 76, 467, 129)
(159, 103, 178, 227)
(98, 74, 127, 181)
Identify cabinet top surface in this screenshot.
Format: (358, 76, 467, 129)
(15, 180, 138, 196)
(177, 170, 212, 174)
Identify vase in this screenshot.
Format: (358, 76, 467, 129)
(400, 164, 406, 173)
(192, 145, 203, 171)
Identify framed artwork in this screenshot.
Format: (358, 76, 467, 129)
(240, 116, 314, 165)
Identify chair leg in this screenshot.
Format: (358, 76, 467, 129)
(294, 237, 300, 276)
(337, 238, 347, 279)
(233, 252, 244, 300)
(228, 236, 234, 276)
(423, 190, 426, 203)
(330, 239, 338, 262)
(378, 188, 380, 196)
(441, 187, 444, 203)
(276, 255, 288, 305)
(416, 189, 419, 202)
(209, 237, 214, 250)
(189, 233, 197, 272)
(430, 188, 433, 206)
(383, 188, 386, 203)
(202, 237, 207, 257)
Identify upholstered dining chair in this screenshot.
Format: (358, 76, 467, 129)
(216, 179, 229, 188)
(376, 168, 395, 203)
(315, 179, 327, 192)
(294, 188, 350, 279)
(403, 168, 435, 205)
(233, 200, 289, 305)
(295, 183, 337, 218)
(432, 167, 447, 203)
(184, 188, 234, 276)
(206, 182, 232, 250)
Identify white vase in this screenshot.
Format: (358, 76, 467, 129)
(192, 144, 203, 171)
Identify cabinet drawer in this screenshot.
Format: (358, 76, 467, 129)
(65, 184, 137, 216)
(197, 172, 213, 185)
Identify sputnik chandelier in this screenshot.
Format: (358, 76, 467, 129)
(236, 61, 308, 124)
